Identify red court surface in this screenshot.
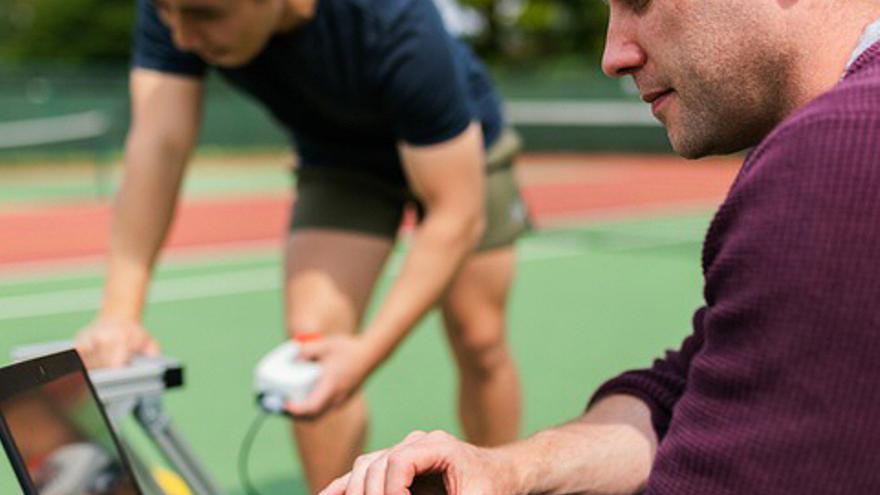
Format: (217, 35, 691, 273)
(0, 154, 741, 268)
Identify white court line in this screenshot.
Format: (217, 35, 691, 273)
(0, 239, 281, 287)
(0, 111, 110, 149)
(0, 268, 281, 321)
(0, 242, 585, 322)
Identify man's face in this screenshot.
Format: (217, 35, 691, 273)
(602, 0, 795, 158)
(154, 0, 281, 67)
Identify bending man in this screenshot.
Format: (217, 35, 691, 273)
(75, 0, 529, 491)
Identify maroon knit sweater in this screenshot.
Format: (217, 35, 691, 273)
(591, 42, 880, 493)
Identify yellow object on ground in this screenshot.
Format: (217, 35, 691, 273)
(152, 466, 193, 495)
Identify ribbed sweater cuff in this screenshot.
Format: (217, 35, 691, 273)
(587, 372, 678, 440)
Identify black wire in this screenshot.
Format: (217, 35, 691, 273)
(238, 411, 269, 495)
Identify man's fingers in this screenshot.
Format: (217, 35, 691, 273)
(143, 343, 161, 357)
(139, 333, 162, 357)
(81, 335, 124, 369)
(77, 340, 109, 369)
(319, 473, 352, 495)
(384, 434, 454, 495)
(400, 431, 429, 445)
(297, 339, 329, 361)
(345, 451, 386, 495)
(75, 321, 160, 369)
(75, 340, 100, 369)
(108, 343, 133, 368)
(74, 336, 93, 359)
(286, 375, 333, 417)
(318, 433, 446, 495)
(364, 451, 393, 495)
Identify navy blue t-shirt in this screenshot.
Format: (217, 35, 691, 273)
(132, 0, 504, 184)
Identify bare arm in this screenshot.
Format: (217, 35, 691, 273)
(499, 394, 657, 494)
(76, 68, 203, 367)
(102, 68, 202, 319)
(320, 394, 657, 495)
(360, 122, 485, 367)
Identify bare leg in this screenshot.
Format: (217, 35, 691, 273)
(441, 246, 521, 446)
(283, 230, 393, 493)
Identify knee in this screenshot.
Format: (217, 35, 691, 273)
(445, 309, 512, 376)
(285, 267, 369, 338)
(286, 305, 356, 338)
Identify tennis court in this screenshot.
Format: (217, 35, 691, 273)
(0, 151, 738, 494)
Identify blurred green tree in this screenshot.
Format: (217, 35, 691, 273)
(460, 0, 608, 63)
(0, 0, 134, 62)
(0, 0, 608, 64)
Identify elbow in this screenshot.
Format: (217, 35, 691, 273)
(422, 201, 485, 252)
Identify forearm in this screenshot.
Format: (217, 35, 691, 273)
(496, 394, 657, 495)
(100, 136, 189, 321)
(360, 206, 483, 367)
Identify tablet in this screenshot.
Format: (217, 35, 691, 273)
(0, 349, 143, 495)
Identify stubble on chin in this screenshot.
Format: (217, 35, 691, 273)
(667, 54, 795, 159)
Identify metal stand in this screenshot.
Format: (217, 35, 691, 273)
(11, 341, 224, 495)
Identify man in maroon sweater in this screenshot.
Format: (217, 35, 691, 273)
(320, 1, 880, 494)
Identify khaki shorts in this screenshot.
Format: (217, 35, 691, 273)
(290, 129, 530, 251)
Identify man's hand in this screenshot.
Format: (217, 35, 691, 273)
(74, 317, 160, 369)
(319, 430, 513, 495)
(286, 334, 376, 418)
(320, 395, 658, 495)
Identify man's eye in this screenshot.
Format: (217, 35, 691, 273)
(632, 0, 651, 13)
(187, 9, 225, 21)
(190, 12, 219, 21)
(620, 0, 651, 14)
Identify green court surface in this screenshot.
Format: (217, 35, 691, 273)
(0, 214, 711, 494)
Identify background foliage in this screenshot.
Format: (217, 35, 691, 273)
(460, 0, 607, 62)
(1, 0, 133, 62)
(0, 0, 608, 64)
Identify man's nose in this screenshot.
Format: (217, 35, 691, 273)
(167, 16, 203, 52)
(601, 11, 646, 77)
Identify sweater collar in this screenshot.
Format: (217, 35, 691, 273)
(845, 17, 880, 77)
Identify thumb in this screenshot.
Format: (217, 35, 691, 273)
(297, 339, 329, 361)
(140, 335, 161, 357)
(132, 327, 161, 357)
(384, 442, 455, 495)
(74, 334, 93, 356)
(286, 374, 333, 417)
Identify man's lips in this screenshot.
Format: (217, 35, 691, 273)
(641, 89, 675, 114)
(641, 88, 674, 103)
